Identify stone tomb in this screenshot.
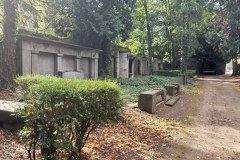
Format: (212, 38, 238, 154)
(16, 34, 101, 79)
(112, 47, 135, 78)
(138, 89, 166, 114)
(164, 83, 180, 96)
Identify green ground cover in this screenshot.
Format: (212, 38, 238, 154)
(154, 70, 196, 78)
(117, 75, 179, 102)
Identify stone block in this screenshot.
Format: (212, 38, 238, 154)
(0, 100, 25, 130)
(172, 83, 180, 93)
(138, 89, 165, 114)
(164, 84, 180, 96)
(165, 95, 180, 107)
(62, 71, 84, 79)
(179, 74, 188, 84)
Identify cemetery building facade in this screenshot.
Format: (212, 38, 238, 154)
(16, 34, 101, 79)
(1, 34, 163, 79)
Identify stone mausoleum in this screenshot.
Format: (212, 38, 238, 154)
(112, 47, 163, 78)
(112, 47, 135, 78)
(16, 34, 101, 79)
(1, 33, 163, 79)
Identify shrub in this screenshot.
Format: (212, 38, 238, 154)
(16, 75, 123, 160)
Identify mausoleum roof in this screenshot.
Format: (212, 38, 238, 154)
(18, 33, 102, 52)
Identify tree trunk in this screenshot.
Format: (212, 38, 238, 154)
(180, 15, 188, 75)
(100, 36, 112, 77)
(1, 0, 18, 89)
(232, 56, 238, 77)
(142, 0, 153, 75)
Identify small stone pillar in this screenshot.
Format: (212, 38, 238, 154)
(57, 54, 63, 74)
(115, 52, 120, 78)
(75, 55, 81, 72)
(94, 56, 98, 79)
(90, 53, 98, 79)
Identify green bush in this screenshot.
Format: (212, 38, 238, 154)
(154, 70, 196, 78)
(16, 75, 123, 159)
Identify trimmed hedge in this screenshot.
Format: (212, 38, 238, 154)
(154, 70, 196, 78)
(16, 75, 123, 159)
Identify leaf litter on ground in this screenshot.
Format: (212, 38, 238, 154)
(82, 108, 182, 160)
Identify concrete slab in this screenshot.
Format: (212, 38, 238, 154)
(165, 96, 180, 107)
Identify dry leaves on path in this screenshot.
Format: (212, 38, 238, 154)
(83, 108, 182, 160)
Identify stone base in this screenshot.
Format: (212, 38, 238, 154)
(62, 71, 84, 79)
(179, 74, 188, 84)
(0, 100, 25, 130)
(138, 89, 165, 114)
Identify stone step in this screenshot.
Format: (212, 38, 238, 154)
(165, 96, 180, 107)
(0, 100, 25, 130)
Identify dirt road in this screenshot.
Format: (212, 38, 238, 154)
(179, 75, 240, 160)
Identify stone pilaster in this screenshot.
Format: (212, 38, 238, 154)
(31, 51, 39, 74)
(57, 54, 63, 73)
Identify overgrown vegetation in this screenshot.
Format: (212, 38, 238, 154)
(154, 70, 196, 78)
(117, 75, 179, 102)
(16, 75, 123, 160)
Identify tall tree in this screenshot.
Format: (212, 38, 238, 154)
(0, 0, 18, 89)
(140, 0, 154, 74)
(72, 0, 135, 76)
(0, 0, 3, 35)
(223, 0, 240, 76)
(142, 0, 154, 74)
(207, 0, 240, 76)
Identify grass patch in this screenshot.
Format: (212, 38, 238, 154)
(182, 84, 202, 95)
(117, 75, 179, 102)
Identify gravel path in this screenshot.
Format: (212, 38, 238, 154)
(180, 75, 240, 160)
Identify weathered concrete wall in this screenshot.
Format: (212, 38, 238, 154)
(37, 52, 56, 75)
(153, 58, 162, 72)
(134, 56, 149, 75)
(17, 34, 101, 79)
(62, 55, 75, 72)
(80, 57, 91, 78)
